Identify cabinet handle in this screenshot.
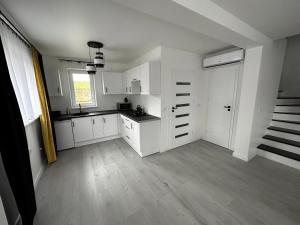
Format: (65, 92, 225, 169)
(126, 135, 130, 139)
(126, 87, 128, 92)
(57, 87, 60, 93)
(129, 87, 131, 92)
(125, 125, 130, 130)
(140, 86, 142, 92)
(72, 121, 75, 127)
(103, 117, 106, 123)
(105, 87, 108, 93)
(92, 119, 95, 124)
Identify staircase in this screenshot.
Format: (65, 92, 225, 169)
(257, 97, 300, 170)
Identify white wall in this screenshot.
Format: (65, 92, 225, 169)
(160, 47, 206, 152)
(279, 34, 300, 97)
(25, 119, 46, 189)
(234, 40, 287, 161)
(43, 56, 128, 113)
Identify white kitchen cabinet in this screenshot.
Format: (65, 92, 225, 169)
(54, 120, 74, 151)
(44, 65, 63, 96)
(120, 114, 160, 157)
(103, 114, 118, 137)
(140, 61, 161, 95)
(72, 117, 94, 142)
(92, 114, 118, 139)
(123, 70, 131, 94)
(123, 66, 141, 94)
(102, 72, 123, 95)
(92, 116, 104, 139)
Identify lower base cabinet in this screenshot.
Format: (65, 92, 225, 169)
(54, 113, 160, 156)
(54, 120, 75, 151)
(120, 115, 160, 157)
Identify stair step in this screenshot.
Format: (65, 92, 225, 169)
(257, 144, 300, 161)
(273, 112, 300, 115)
(263, 135, 300, 148)
(277, 97, 300, 99)
(267, 126, 300, 135)
(272, 119, 300, 125)
(276, 104, 300, 106)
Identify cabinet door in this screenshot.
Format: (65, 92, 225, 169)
(123, 71, 130, 94)
(102, 72, 123, 95)
(140, 63, 150, 94)
(92, 116, 104, 139)
(72, 117, 94, 142)
(44, 67, 63, 96)
(103, 114, 118, 137)
(54, 120, 74, 150)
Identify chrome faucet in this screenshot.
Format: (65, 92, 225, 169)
(79, 104, 82, 113)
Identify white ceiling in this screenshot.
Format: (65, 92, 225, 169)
(0, 0, 229, 62)
(211, 0, 300, 40)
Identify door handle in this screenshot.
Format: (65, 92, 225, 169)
(224, 106, 231, 111)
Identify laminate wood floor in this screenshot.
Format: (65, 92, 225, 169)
(34, 139, 300, 225)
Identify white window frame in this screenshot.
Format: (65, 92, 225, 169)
(68, 69, 97, 109)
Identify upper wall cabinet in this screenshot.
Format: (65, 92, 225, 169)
(123, 61, 161, 95)
(140, 61, 160, 95)
(43, 63, 63, 97)
(102, 72, 123, 95)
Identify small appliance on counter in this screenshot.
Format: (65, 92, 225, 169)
(130, 105, 146, 117)
(117, 102, 132, 111)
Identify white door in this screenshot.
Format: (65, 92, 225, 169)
(170, 70, 194, 149)
(205, 64, 240, 149)
(54, 120, 74, 150)
(72, 117, 94, 142)
(92, 116, 105, 139)
(103, 114, 119, 137)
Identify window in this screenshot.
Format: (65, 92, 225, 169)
(69, 70, 97, 108)
(0, 22, 41, 125)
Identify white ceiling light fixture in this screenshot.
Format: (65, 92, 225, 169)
(86, 41, 105, 74)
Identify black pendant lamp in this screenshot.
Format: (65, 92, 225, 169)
(86, 41, 105, 74)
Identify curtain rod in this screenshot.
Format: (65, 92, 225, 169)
(0, 10, 32, 47)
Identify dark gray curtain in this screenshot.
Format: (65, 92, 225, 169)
(0, 155, 21, 225)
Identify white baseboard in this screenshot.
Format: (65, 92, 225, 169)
(257, 150, 300, 170)
(75, 135, 121, 147)
(34, 161, 46, 189)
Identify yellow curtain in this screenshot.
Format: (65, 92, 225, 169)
(32, 48, 57, 163)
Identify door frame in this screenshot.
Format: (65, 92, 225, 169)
(205, 62, 243, 150)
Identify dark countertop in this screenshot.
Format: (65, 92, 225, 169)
(52, 110, 160, 123)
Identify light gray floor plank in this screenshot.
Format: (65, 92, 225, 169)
(34, 139, 300, 225)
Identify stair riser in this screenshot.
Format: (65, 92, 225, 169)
(274, 106, 300, 113)
(270, 121, 300, 131)
(266, 130, 300, 142)
(257, 150, 300, 170)
(273, 114, 300, 121)
(276, 99, 300, 105)
(262, 139, 300, 155)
